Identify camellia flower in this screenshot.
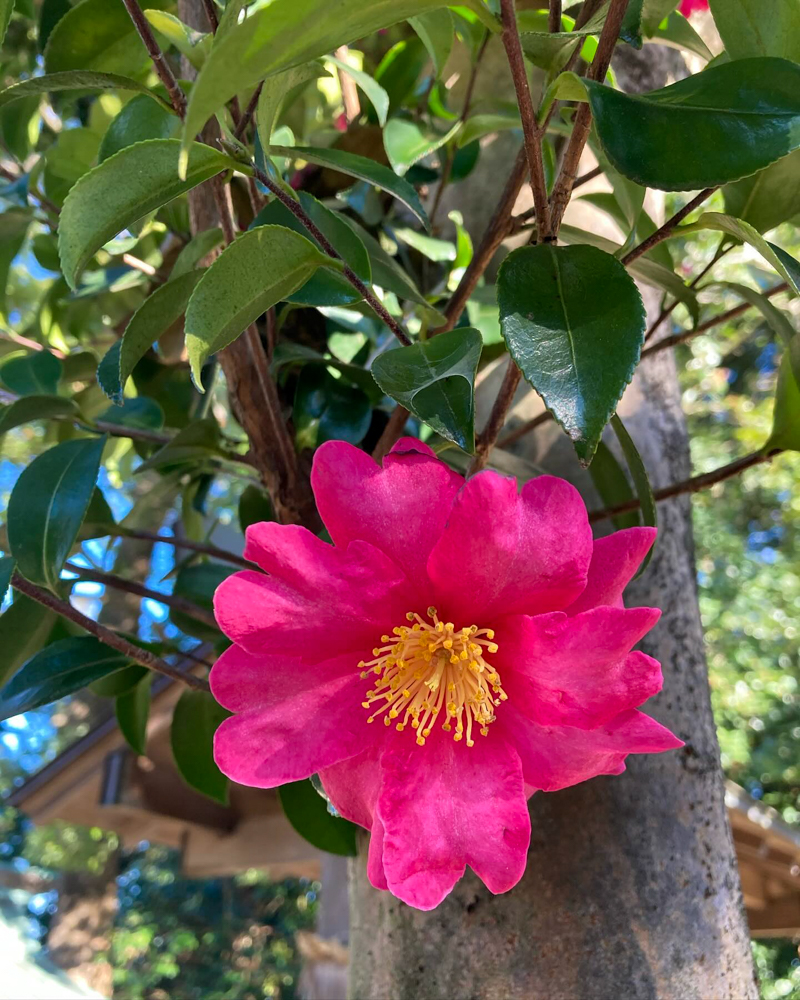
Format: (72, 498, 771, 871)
(678, 0, 709, 15)
(211, 439, 682, 910)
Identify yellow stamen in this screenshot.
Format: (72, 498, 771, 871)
(359, 607, 506, 748)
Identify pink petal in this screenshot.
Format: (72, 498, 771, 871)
(367, 816, 389, 891)
(213, 672, 378, 788)
(319, 745, 382, 830)
(214, 525, 413, 658)
(311, 440, 463, 591)
(426, 472, 592, 623)
(566, 527, 656, 615)
(500, 705, 683, 792)
(377, 732, 530, 910)
(496, 607, 662, 729)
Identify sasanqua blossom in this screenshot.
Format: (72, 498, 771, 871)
(211, 439, 682, 910)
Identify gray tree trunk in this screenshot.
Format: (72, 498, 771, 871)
(348, 43, 757, 1000)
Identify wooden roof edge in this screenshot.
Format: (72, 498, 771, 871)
(725, 779, 800, 853)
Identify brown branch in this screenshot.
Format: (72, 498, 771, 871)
(65, 562, 218, 629)
(499, 0, 551, 240)
(497, 408, 551, 448)
(114, 529, 252, 568)
(200, 0, 219, 30)
(621, 188, 717, 266)
(372, 405, 410, 462)
(234, 83, 263, 140)
(589, 450, 778, 523)
(335, 46, 362, 123)
(121, 0, 187, 118)
(470, 363, 523, 473)
(10, 573, 209, 691)
(643, 239, 731, 343)
(249, 162, 412, 346)
(549, 0, 562, 32)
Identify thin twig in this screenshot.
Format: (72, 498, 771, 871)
(122, 253, 158, 277)
(113, 529, 252, 568)
(10, 573, 209, 691)
(65, 562, 218, 629)
(549, 0, 563, 32)
(249, 162, 412, 345)
(470, 363, 523, 473)
(233, 83, 263, 140)
(589, 450, 779, 523)
(644, 239, 731, 343)
(499, 0, 551, 240)
(201, 0, 219, 30)
(372, 405, 410, 461)
(497, 409, 551, 448)
(121, 0, 187, 118)
(621, 188, 717, 266)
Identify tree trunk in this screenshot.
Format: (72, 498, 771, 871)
(348, 44, 757, 1000)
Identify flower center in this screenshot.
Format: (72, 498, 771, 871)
(359, 607, 507, 747)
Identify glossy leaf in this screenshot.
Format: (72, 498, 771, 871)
(372, 328, 482, 450)
(99, 397, 165, 431)
(293, 366, 372, 450)
(518, 6, 606, 72)
(586, 57, 800, 190)
(0, 394, 77, 434)
(170, 562, 235, 642)
(270, 144, 428, 229)
(383, 118, 460, 176)
(409, 9, 455, 78)
(498, 244, 646, 464)
(0, 350, 61, 396)
(116, 676, 151, 756)
(587, 440, 639, 531)
(327, 54, 389, 128)
(238, 484, 276, 532)
(766, 337, 800, 454)
(90, 664, 149, 698)
(722, 150, 800, 235)
(7, 436, 105, 591)
(648, 11, 713, 61)
(708, 0, 800, 62)
(98, 93, 179, 163)
(0, 636, 129, 721)
(0, 72, 173, 112)
(99, 271, 204, 403)
(77, 487, 117, 542)
(58, 139, 239, 289)
(144, 10, 211, 70)
(171, 689, 230, 805)
(278, 779, 358, 857)
(185, 225, 334, 385)
(0, 209, 31, 316)
(611, 413, 656, 577)
(180, 0, 493, 173)
(0, 594, 57, 689)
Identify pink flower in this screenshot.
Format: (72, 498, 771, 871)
(211, 439, 682, 910)
(678, 0, 709, 15)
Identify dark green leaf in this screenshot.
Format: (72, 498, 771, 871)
(99, 396, 165, 431)
(171, 228, 223, 278)
(586, 57, 800, 190)
(1, 0, 14, 46)
(116, 676, 151, 755)
(0, 350, 61, 396)
(255, 63, 331, 158)
(293, 366, 372, 450)
(611, 414, 656, 575)
(372, 328, 481, 450)
(135, 419, 225, 474)
(77, 487, 117, 541)
(0, 394, 76, 435)
(708, 0, 800, 62)
(251, 193, 370, 307)
(766, 337, 800, 453)
(409, 9, 455, 78)
(171, 689, 230, 805)
(270, 144, 429, 229)
(0, 557, 14, 606)
(170, 562, 234, 641)
(58, 139, 239, 289)
(99, 271, 204, 403)
(184, 225, 334, 385)
(588, 440, 639, 531)
(98, 93, 179, 163)
(90, 664, 148, 698)
(0, 594, 57, 689)
(0, 209, 31, 316)
(278, 779, 358, 856)
(8, 436, 105, 591)
(0, 636, 129, 721)
(238, 484, 276, 532)
(498, 244, 646, 464)
(647, 11, 713, 61)
(0, 72, 173, 113)
(38, 0, 71, 51)
(271, 341, 383, 400)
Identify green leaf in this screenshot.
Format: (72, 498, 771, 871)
(372, 328, 481, 450)
(251, 193, 370, 307)
(766, 337, 800, 453)
(270, 144, 428, 229)
(327, 54, 390, 128)
(0, 72, 173, 113)
(44, 0, 172, 76)
(144, 9, 211, 70)
(383, 118, 460, 176)
(8, 436, 105, 591)
(0, 209, 31, 317)
(374, 38, 428, 115)
(722, 150, 800, 234)
(518, 7, 606, 73)
(172, 228, 224, 277)
(586, 57, 800, 190)
(77, 487, 117, 541)
(238, 484, 275, 532)
(170, 562, 234, 641)
(58, 139, 239, 289)
(589, 441, 639, 530)
(610, 414, 656, 575)
(458, 109, 521, 148)
(409, 9, 455, 78)
(135, 418, 225, 473)
(171, 689, 230, 805)
(393, 227, 455, 262)
(0, 557, 14, 606)
(99, 396, 165, 431)
(708, 0, 800, 62)
(91, 663, 148, 697)
(184, 225, 334, 385)
(498, 244, 646, 464)
(278, 778, 358, 857)
(647, 11, 713, 61)
(0, 636, 129, 721)
(98, 93, 180, 163)
(256, 63, 330, 158)
(116, 676, 151, 755)
(271, 341, 382, 400)
(0, 394, 77, 434)
(1, 0, 14, 46)
(99, 271, 204, 403)
(39, 0, 71, 52)
(180, 0, 491, 174)
(0, 594, 58, 689)
(0, 350, 61, 396)
(710, 282, 795, 346)
(293, 366, 372, 450)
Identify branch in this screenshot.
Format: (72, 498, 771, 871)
(114, 529, 252, 568)
(121, 0, 187, 118)
(249, 162, 412, 346)
(621, 188, 717, 266)
(470, 362, 523, 473)
(65, 561, 218, 630)
(644, 238, 731, 343)
(549, 0, 562, 32)
(234, 83, 263, 140)
(372, 404, 410, 461)
(589, 449, 779, 523)
(499, 0, 551, 239)
(10, 573, 209, 691)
